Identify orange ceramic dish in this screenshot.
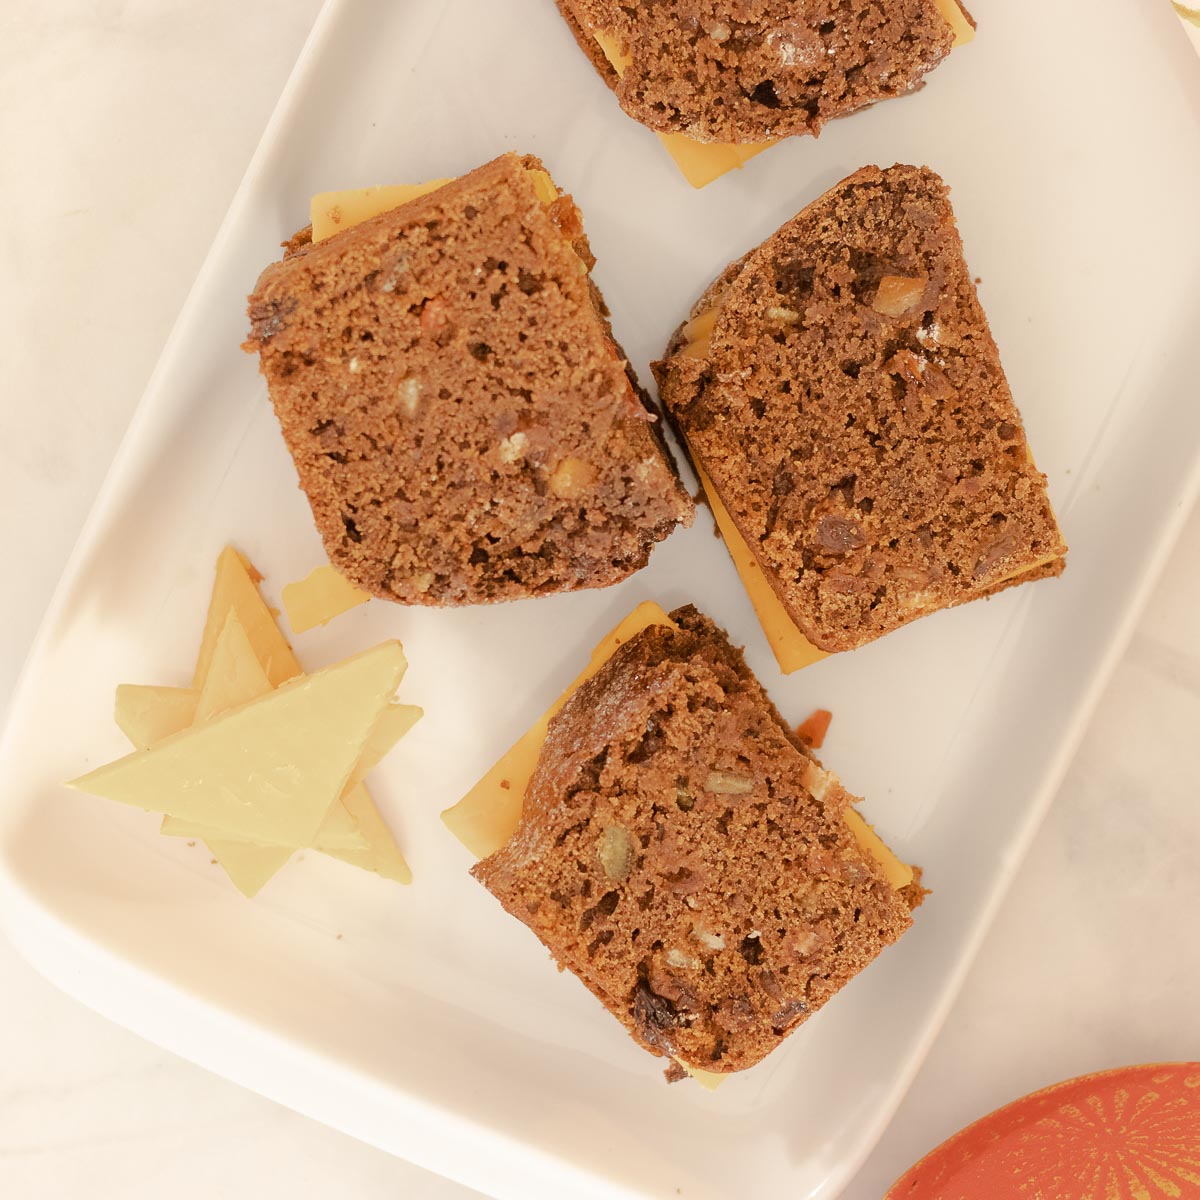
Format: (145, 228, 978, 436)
(887, 1063, 1200, 1199)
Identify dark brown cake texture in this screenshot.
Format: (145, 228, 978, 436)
(654, 165, 1067, 654)
(556, 0, 974, 144)
(244, 153, 693, 606)
(473, 606, 921, 1077)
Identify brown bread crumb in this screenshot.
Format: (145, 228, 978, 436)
(556, 0, 972, 143)
(473, 607, 919, 1075)
(245, 153, 693, 606)
(654, 165, 1066, 652)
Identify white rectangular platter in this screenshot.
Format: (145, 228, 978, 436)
(2, 1, 1199, 1197)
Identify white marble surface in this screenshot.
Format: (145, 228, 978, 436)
(1, 3, 1197, 1197)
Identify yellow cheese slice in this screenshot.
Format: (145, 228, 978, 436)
(347, 702, 423, 790)
(198, 837, 292, 899)
(193, 547, 301, 690)
(194, 552, 413, 850)
(325, 782, 413, 885)
(933, 0, 976, 47)
(157, 613, 368, 856)
(443, 602, 677, 859)
(311, 180, 454, 243)
(155, 613, 366, 857)
(71, 641, 408, 847)
(592, 31, 774, 189)
(203, 844, 287, 900)
(160, 809, 353, 848)
(193, 612, 273, 722)
(155, 615, 293, 897)
(655, 133, 774, 190)
(693, 464, 829, 675)
(189, 618, 285, 884)
(844, 808, 914, 891)
(161, 585, 412, 857)
(990, 553, 1065, 590)
(282, 565, 370, 633)
(114, 685, 199, 751)
(159, 610, 366, 848)
(158, 701, 421, 856)
(95, 550, 417, 894)
(678, 1061, 726, 1091)
(593, 29, 634, 74)
(130, 623, 408, 887)
(312, 169, 559, 245)
(161, 803, 364, 852)
(679, 305, 838, 672)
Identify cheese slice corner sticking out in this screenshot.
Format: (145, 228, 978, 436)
(348, 702, 424, 790)
(443, 602, 677, 859)
(200, 843, 289, 901)
(595, 10, 974, 189)
(194, 546, 301, 691)
(159, 606, 373, 854)
(692, 464, 829, 675)
(168, 612, 297, 897)
(677, 1061, 726, 1091)
(72, 641, 408, 849)
(844, 808, 914, 891)
(312, 165, 560, 249)
(158, 612, 295, 897)
(194, 610, 273, 722)
(114, 685, 199, 752)
(932, 0, 976, 47)
(311, 179, 455, 243)
(158, 611, 293, 875)
(282, 565, 371, 634)
(655, 133, 774, 191)
(592, 31, 774, 189)
(326, 782, 413, 885)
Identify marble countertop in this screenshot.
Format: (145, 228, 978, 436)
(2, 3, 1197, 1197)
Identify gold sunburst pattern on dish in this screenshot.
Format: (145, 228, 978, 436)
(886, 1064, 1200, 1199)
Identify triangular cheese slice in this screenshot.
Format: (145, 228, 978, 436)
(160, 805, 365, 853)
(148, 614, 365, 853)
(173, 614, 294, 893)
(72, 641, 407, 847)
(347, 702, 423, 790)
(324, 783, 413, 885)
(159, 702, 414, 854)
(193, 546, 301, 690)
(194, 612, 272, 721)
(281, 565, 370, 633)
(197, 842, 287, 900)
(114, 685, 199, 751)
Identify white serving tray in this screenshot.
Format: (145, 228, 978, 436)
(2, 2, 1198, 1197)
